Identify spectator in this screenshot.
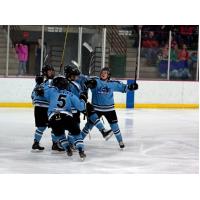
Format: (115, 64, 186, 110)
(15, 40, 28, 76)
(159, 41, 179, 78)
(178, 44, 189, 61)
(178, 26, 194, 48)
(142, 31, 158, 48)
(158, 43, 169, 77)
(161, 43, 169, 60)
(170, 42, 179, 61)
(188, 52, 198, 78)
(192, 26, 199, 49)
(169, 42, 179, 79)
(152, 25, 170, 46)
(189, 51, 197, 69)
(176, 44, 191, 79)
(158, 44, 169, 78)
(142, 31, 159, 65)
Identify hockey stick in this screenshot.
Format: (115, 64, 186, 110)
(81, 42, 95, 139)
(134, 52, 138, 83)
(134, 26, 142, 83)
(83, 42, 106, 137)
(83, 42, 94, 76)
(43, 54, 49, 65)
(71, 60, 80, 69)
(39, 54, 48, 76)
(59, 26, 69, 74)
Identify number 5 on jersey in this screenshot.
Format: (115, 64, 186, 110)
(57, 94, 67, 108)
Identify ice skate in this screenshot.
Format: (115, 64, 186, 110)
(66, 146, 73, 157)
(78, 149, 86, 161)
(69, 143, 77, 152)
(52, 142, 65, 152)
(101, 129, 113, 141)
(119, 141, 125, 149)
(32, 140, 45, 151)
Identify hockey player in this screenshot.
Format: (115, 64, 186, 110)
(82, 67, 138, 149)
(31, 65, 58, 151)
(44, 76, 87, 159)
(64, 64, 113, 142)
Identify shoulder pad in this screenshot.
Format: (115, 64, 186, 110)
(89, 76, 99, 80)
(48, 85, 55, 89)
(108, 80, 121, 83)
(66, 90, 74, 96)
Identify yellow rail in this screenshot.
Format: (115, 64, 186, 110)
(0, 103, 198, 109)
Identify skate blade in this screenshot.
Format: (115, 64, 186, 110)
(71, 148, 77, 152)
(51, 150, 65, 154)
(66, 154, 73, 160)
(105, 132, 114, 141)
(80, 157, 86, 161)
(31, 149, 44, 153)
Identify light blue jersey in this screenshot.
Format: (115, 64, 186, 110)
(67, 80, 83, 113)
(31, 79, 52, 108)
(76, 74, 89, 93)
(44, 86, 86, 119)
(67, 74, 89, 113)
(91, 78, 127, 112)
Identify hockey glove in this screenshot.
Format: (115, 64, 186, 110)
(84, 79, 97, 89)
(128, 82, 138, 91)
(79, 92, 88, 103)
(86, 102, 95, 115)
(35, 85, 44, 96)
(35, 75, 44, 85)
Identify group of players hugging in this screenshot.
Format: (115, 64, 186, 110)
(31, 63, 138, 160)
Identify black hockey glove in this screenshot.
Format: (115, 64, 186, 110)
(86, 102, 95, 115)
(82, 102, 94, 119)
(35, 85, 44, 96)
(82, 91, 88, 99)
(84, 79, 97, 89)
(35, 74, 44, 85)
(79, 93, 88, 103)
(128, 82, 138, 91)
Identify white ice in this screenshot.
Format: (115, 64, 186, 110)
(0, 108, 198, 174)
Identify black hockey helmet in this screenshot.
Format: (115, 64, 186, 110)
(42, 64, 55, 76)
(100, 67, 111, 80)
(52, 76, 68, 90)
(64, 64, 80, 79)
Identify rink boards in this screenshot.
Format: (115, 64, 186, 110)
(0, 78, 198, 109)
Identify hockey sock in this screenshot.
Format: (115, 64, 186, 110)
(34, 126, 46, 142)
(73, 134, 84, 151)
(80, 122, 94, 139)
(51, 132, 57, 143)
(89, 113, 104, 131)
(67, 133, 74, 144)
(51, 132, 65, 143)
(59, 135, 69, 150)
(110, 123, 123, 143)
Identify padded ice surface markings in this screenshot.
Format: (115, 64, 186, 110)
(0, 108, 198, 173)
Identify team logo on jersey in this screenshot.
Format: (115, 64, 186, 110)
(97, 86, 111, 94)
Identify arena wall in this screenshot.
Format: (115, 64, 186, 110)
(0, 78, 198, 108)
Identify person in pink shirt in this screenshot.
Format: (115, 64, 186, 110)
(15, 40, 28, 75)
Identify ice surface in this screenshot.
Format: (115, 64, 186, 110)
(0, 108, 198, 174)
